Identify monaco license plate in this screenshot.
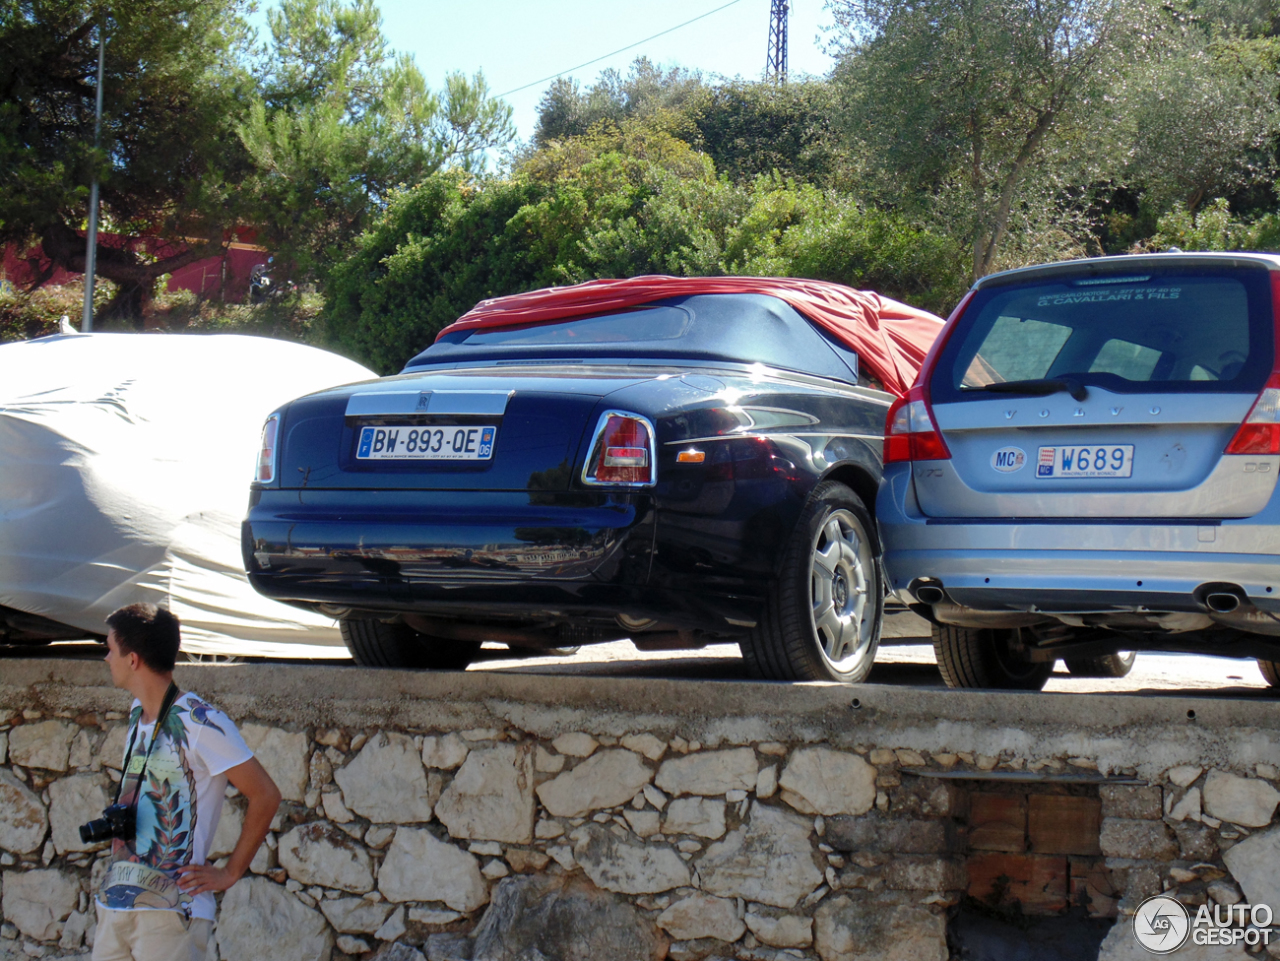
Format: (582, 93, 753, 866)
(1037, 445, 1134, 478)
(357, 425, 495, 461)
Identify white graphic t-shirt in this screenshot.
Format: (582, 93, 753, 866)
(97, 692, 253, 921)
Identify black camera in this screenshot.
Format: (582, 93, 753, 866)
(79, 803, 135, 844)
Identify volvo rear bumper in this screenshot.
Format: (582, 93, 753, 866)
(877, 464, 1280, 616)
(884, 546, 1280, 615)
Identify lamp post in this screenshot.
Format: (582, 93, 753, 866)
(81, 15, 106, 333)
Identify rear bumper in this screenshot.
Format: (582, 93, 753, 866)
(242, 488, 763, 631)
(245, 488, 653, 579)
(246, 576, 761, 632)
(882, 547, 1280, 614)
(876, 464, 1280, 615)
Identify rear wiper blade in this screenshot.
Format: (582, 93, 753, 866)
(972, 377, 1088, 402)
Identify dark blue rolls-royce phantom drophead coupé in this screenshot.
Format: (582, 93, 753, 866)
(243, 276, 943, 682)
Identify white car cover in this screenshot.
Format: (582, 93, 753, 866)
(0, 333, 376, 657)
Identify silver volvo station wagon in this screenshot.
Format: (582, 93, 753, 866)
(876, 252, 1280, 690)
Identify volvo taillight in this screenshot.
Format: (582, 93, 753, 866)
(884, 386, 951, 463)
(882, 290, 971, 464)
(583, 412, 656, 486)
(1226, 373, 1280, 454)
(1225, 271, 1280, 456)
(256, 414, 280, 483)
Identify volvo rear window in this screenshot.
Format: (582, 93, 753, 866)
(932, 268, 1275, 401)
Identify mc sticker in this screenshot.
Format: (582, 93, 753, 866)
(991, 447, 1027, 473)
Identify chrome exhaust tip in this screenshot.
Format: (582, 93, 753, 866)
(1204, 592, 1242, 614)
(915, 585, 946, 605)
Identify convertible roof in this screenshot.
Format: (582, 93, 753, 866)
(438, 275, 946, 396)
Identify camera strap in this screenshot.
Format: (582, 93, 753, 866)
(112, 681, 182, 806)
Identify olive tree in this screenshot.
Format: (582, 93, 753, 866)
(1122, 33, 1280, 211)
(831, 0, 1155, 278)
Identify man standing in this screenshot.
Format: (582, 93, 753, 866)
(93, 604, 282, 960)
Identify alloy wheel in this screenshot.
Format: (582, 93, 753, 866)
(809, 509, 876, 674)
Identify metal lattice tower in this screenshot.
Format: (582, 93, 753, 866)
(766, 0, 789, 81)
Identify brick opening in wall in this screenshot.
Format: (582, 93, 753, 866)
(964, 782, 1117, 918)
(928, 777, 1120, 960)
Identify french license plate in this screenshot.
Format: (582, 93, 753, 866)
(1037, 445, 1134, 478)
(357, 425, 496, 461)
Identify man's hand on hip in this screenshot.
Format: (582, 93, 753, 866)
(177, 757, 281, 896)
(175, 863, 239, 895)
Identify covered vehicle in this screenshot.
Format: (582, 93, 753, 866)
(878, 252, 1280, 689)
(0, 333, 373, 657)
(243, 275, 944, 681)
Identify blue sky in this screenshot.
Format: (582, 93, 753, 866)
(255, 0, 841, 143)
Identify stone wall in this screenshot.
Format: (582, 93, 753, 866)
(1, 661, 1279, 961)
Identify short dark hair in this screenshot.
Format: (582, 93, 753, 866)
(106, 604, 181, 673)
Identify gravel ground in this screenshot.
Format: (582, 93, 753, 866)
(8, 636, 1276, 697)
(468, 637, 1277, 696)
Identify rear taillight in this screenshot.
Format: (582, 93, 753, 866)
(1225, 271, 1280, 455)
(256, 414, 279, 483)
(1226, 373, 1280, 454)
(583, 412, 656, 486)
(882, 291, 971, 464)
(884, 385, 951, 463)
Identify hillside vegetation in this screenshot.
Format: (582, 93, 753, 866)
(5, 0, 1280, 369)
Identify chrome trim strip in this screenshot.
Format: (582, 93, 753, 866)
(664, 432, 882, 445)
(581, 410, 659, 488)
(345, 390, 514, 418)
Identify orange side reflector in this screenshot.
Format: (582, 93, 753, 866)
(677, 449, 705, 463)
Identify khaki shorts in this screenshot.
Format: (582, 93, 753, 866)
(92, 905, 212, 961)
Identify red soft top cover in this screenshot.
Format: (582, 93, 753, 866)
(438, 275, 945, 396)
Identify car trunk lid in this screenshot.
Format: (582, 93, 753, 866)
(278, 366, 658, 491)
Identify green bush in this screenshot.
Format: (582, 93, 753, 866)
(167, 291, 325, 341)
(745, 184, 968, 315)
(321, 152, 971, 372)
(322, 173, 552, 373)
(0, 273, 329, 344)
(0, 279, 118, 342)
(692, 81, 849, 188)
(1150, 199, 1280, 253)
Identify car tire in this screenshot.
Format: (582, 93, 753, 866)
(933, 625, 1054, 690)
(1258, 659, 1280, 687)
(741, 481, 882, 683)
(340, 619, 480, 670)
(1064, 652, 1136, 678)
